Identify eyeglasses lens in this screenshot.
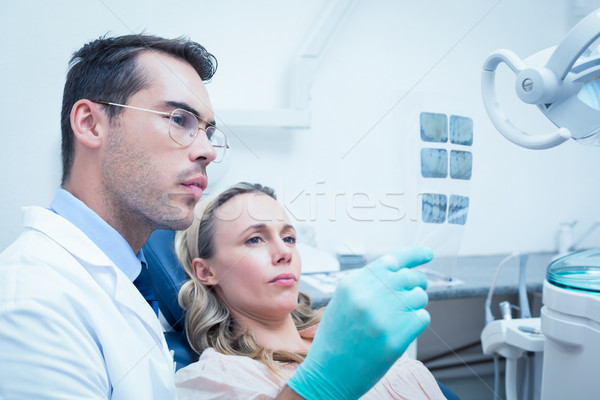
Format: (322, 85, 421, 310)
(169, 109, 197, 146)
(207, 128, 226, 162)
(169, 109, 227, 163)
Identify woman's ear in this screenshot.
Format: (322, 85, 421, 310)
(70, 99, 107, 149)
(192, 258, 218, 286)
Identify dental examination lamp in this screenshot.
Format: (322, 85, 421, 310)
(481, 8, 600, 400)
(482, 9, 600, 149)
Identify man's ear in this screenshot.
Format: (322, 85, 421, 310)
(192, 258, 218, 286)
(70, 99, 108, 149)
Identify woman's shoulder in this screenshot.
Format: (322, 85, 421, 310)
(177, 347, 263, 377)
(175, 348, 291, 399)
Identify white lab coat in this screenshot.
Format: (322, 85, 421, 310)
(0, 206, 177, 399)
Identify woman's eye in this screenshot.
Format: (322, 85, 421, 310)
(283, 236, 296, 244)
(246, 236, 262, 245)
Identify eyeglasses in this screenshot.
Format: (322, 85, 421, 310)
(93, 100, 229, 163)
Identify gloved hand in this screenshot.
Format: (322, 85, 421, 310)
(287, 246, 433, 400)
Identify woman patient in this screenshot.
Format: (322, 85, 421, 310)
(174, 182, 446, 399)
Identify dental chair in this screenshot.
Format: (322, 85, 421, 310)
(143, 229, 460, 399)
(143, 229, 195, 370)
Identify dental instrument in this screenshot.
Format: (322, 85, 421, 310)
(481, 254, 542, 400)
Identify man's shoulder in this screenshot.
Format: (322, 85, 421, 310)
(1, 222, 78, 271)
(0, 225, 98, 304)
(3, 205, 112, 271)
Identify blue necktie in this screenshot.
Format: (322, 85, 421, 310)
(133, 263, 159, 317)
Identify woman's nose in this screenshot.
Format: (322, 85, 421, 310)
(272, 239, 293, 265)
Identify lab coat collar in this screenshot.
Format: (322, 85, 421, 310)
(22, 206, 165, 341)
(23, 206, 113, 268)
(50, 189, 142, 282)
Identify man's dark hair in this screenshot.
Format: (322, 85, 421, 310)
(60, 34, 217, 185)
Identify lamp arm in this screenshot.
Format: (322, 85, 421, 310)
(481, 50, 571, 149)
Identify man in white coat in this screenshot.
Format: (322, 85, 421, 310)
(0, 34, 434, 400)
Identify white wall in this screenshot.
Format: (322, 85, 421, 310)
(2, 0, 600, 258)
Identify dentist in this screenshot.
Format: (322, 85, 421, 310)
(0, 34, 432, 400)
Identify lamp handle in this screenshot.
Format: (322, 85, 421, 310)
(481, 50, 571, 149)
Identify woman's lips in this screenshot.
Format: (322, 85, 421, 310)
(269, 273, 297, 286)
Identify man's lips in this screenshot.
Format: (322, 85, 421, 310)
(182, 176, 208, 198)
(269, 273, 297, 286)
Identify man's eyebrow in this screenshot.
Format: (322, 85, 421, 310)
(165, 100, 216, 126)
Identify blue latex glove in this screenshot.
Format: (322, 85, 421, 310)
(287, 246, 433, 400)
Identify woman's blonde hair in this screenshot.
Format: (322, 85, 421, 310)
(176, 182, 323, 374)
